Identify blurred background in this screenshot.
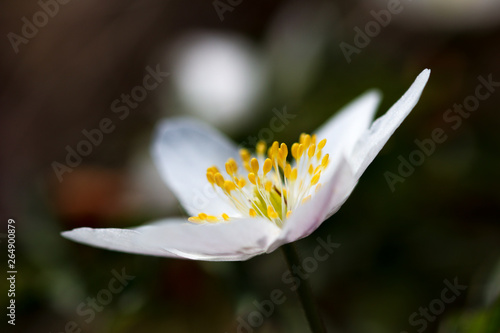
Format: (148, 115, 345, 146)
(1, 0, 500, 332)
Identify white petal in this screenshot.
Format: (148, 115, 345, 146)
(314, 90, 381, 179)
(268, 156, 353, 252)
(62, 217, 281, 261)
(350, 69, 431, 178)
(61, 225, 184, 258)
(152, 118, 241, 217)
(138, 218, 281, 261)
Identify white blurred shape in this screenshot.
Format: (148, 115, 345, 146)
(169, 33, 266, 132)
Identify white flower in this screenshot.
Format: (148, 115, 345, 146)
(61, 69, 430, 261)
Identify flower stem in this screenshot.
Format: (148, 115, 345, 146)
(281, 242, 327, 333)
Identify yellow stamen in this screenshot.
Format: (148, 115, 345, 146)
(256, 141, 266, 155)
(263, 158, 272, 175)
(267, 205, 278, 219)
(199, 132, 330, 226)
(311, 172, 321, 186)
(224, 180, 236, 192)
(291, 143, 299, 160)
(250, 158, 259, 174)
(265, 181, 273, 192)
(214, 173, 225, 187)
(206, 215, 218, 223)
(318, 139, 327, 150)
(248, 172, 256, 185)
(240, 149, 251, 162)
(206, 172, 215, 184)
(237, 178, 246, 188)
(308, 144, 316, 158)
(321, 154, 329, 167)
(225, 158, 238, 175)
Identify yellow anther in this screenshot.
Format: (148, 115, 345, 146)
(311, 134, 317, 145)
(208, 166, 219, 174)
(224, 180, 236, 192)
(206, 215, 218, 223)
(263, 158, 273, 175)
(308, 144, 316, 158)
(239, 149, 251, 162)
(272, 141, 279, 154)
(206, 172, 215, 184)
(248, 172, 257, 185)
(237, 178, 246, 188)
(256, 141, 267, 155)
(265, 180, 273, 192)
(225, 158, 238, 175)
(214, 173, 225, 187)
(284, 163, 292, 179)
(200, 132, 331, 225)
(243, 161, 252, 173)
(267, 205, 278, 219)
(250, 158, 259, 174)
(318, 138, 327, 150)
(280, 143, 288, 159)
(297, 144, 305, 159)
(321, 154, 329, 167)
(188, 216, 203, 224)
(302, 195, 311, 204)
(316, 150, 322, 161)
(311, 172, 321, 186)
(303, 134, 311, 148)
(225, 162, 233, 175)
(291, 143, 299, 160)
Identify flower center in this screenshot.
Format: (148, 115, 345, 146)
(188, 133, 329, 227)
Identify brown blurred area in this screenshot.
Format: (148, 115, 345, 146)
(0, 0, 282, 220)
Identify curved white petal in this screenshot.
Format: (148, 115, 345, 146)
(62, 217, 281, 261)
(152, 118, 241, 217)
(138, 218, 281, 261)
(61, 225, 185, 258)
(314, 90, 381, 180)
(268, 156, 353, 252)
(350, 69, 431, 178)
